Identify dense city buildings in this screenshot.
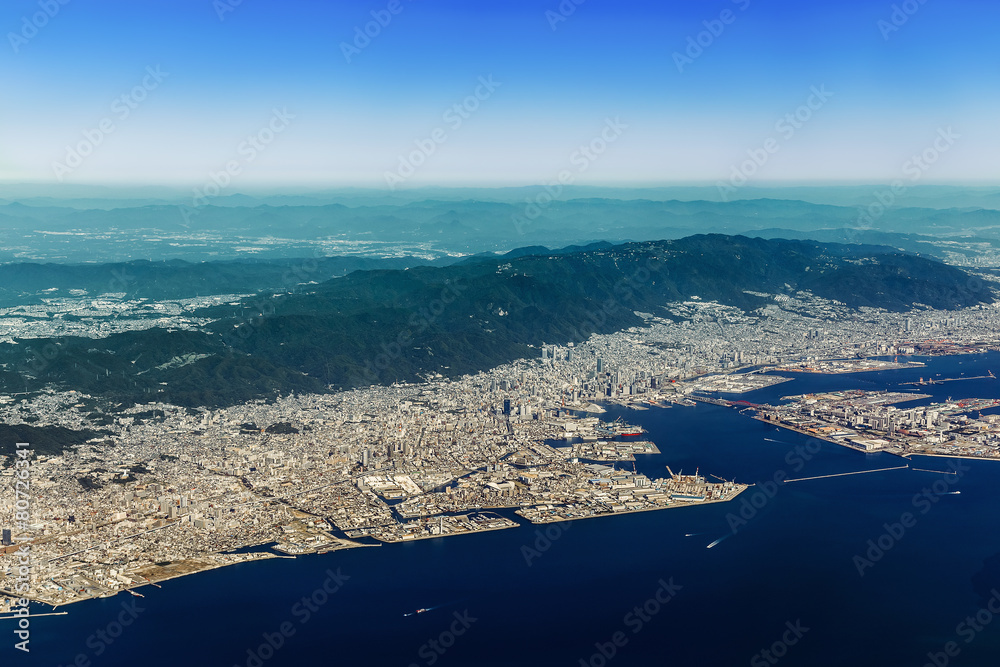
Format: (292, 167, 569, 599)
(3, 286, 1000, 608)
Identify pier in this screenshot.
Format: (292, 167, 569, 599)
(0, 611, 68, 620)
(900, 372, 995, 386)
(783, 465, 909, 483)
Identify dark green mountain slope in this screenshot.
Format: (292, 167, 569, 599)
(0, 235, 991, 409)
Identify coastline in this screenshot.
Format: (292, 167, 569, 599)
(374, 517, 520, 543)
(518, 485, 750, 525)
(13, 486, 754, 611)
(13, 353, 999, 614)
(754, 415, 1000, 464)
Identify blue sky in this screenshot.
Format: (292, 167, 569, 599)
(1, 0, 997, 188)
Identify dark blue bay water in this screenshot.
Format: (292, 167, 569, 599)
(19, 353, 1000, 666)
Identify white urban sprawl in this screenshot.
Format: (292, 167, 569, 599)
(383, 76, 502, 191)
(7, 0, 70, 53)
(511, 117, 628, 235)
(340, 0, 415, 63)
(853, 460, 968, 577)
(922, 589, 1000, 667)
(51, 66, 169, 182)
(878, 0, 930, 41)
(750, 620, 810, 667)
(181, 107, 295, 224)
(853, 126, 959, 230)
(577, 578, 682, 667)
(545, 0, 586, 31)
(716, 85, 833, 202)
(672, 0, 751, 73)
(407, 610, 477, 667)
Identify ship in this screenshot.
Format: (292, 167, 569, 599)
(404, 608, 430, 617)
(595, 417, 645, 438)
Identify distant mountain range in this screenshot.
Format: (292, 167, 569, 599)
(2, 184, 1000, 209)
(0, 235, 992, 410)
(2, 195, 1000, 263)
(0, 242, 620, 306)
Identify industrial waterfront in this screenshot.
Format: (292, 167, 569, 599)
(7, 353, 1000, 666)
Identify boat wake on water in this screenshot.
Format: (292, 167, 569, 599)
(706, 534, 732, 549)
(404, 600, 462, 617)
(404, 607, 435, 617)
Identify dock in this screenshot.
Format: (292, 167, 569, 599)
(900, 373, 995, 386)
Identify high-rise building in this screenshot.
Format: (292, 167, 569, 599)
(503, 399, 511, 416)
(2, 529, 11, 546)
(597, 358, 604, 373)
